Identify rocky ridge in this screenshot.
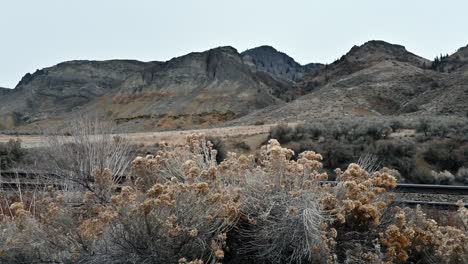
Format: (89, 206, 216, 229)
(1, 40, 467, 132)
(241, 45, 321, 82)
(230, 40, 468, 125)
(0, 47, 289, 131)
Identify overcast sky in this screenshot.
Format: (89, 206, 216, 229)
(1, 0, 467, 88)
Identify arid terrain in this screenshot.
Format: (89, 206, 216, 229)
(1, 40, 467, 133)
(0, 123, 276, 148)
(1, 39, 467, 264)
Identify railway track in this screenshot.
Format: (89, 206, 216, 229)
(1, 171, 468, 209)
(320, 181, 468, 209)
(394, 183, 468, 195)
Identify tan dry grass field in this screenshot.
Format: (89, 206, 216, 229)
(0, 123, 285, 148)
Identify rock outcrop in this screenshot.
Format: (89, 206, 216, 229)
(241, 45, 321, 82)
(0, 47, 289, 131)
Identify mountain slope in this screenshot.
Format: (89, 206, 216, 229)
(0, 60, 152, 129)
(0, 87, 11, 96)
(241, 46, 321, 82)
(1, 41, 467, 132)
(0, 47, 288, 131)
(89, 46, 285, 131)
(291, 40, 430, 95)
(231, 41, 467, 125)
(434, 44, 468, 73)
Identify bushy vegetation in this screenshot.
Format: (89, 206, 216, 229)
(0, 139, 25, 170)
(268, 117, 468, 184)
(0, 135, 466, 263)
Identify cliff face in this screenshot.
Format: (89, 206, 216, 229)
(94, 46, 285, 131)
(0, 47, 288, 131)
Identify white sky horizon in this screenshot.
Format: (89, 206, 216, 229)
(1, 0, 467, 88)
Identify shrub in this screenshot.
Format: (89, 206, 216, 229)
(389, 119, 403, 132)
(373, 139, 416, 176)
(0, 139, 25, 170)
(423, 141, 464, 172)
(269, 123, 295, 143)
(428, 170, 456, 185)
(416, 118, 430, 136)
(42, 116, 133, 203)
(1, 135, 467, 263)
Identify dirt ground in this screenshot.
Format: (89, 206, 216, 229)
(0, 123, 281, 148)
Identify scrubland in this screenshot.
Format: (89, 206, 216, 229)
(0, 118, 467, 263)
(267, 116, 468, 185)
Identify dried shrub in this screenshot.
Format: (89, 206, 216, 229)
(42, 116, 133, 202)
(0, 188, 90, 263)
(1, 135, 467, 263)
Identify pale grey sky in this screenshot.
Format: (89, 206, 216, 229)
(1, 0, 467, 88)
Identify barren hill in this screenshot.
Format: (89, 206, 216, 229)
(0, 60, 152, 130)
(1, 40, 467, 133)
(231, 40, 468, 125)
(289, 40, 430, 96)
(0, 47, 290, 131)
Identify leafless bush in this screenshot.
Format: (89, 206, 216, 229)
(357, 153, 381, 175)
(42, 116, 133, 202)
(79, 135, 237, 263)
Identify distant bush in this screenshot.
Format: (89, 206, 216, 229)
(428, 170, 456, 185)
(423, 141, 465, 172)
(270, 118, 394, 145)
(269, 123, 296, 143)
(0, 139, 25, 170)
(416, 118, 430, 136)
(373, 139, 416, 176)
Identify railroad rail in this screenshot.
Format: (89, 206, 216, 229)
(318, 181, 468, 196)
(394, 183, 468, 195)
(392, 200, 467, 209)
(1, 171, 467, 209)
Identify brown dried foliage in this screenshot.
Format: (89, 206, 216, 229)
(0, 135, 466, 263)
